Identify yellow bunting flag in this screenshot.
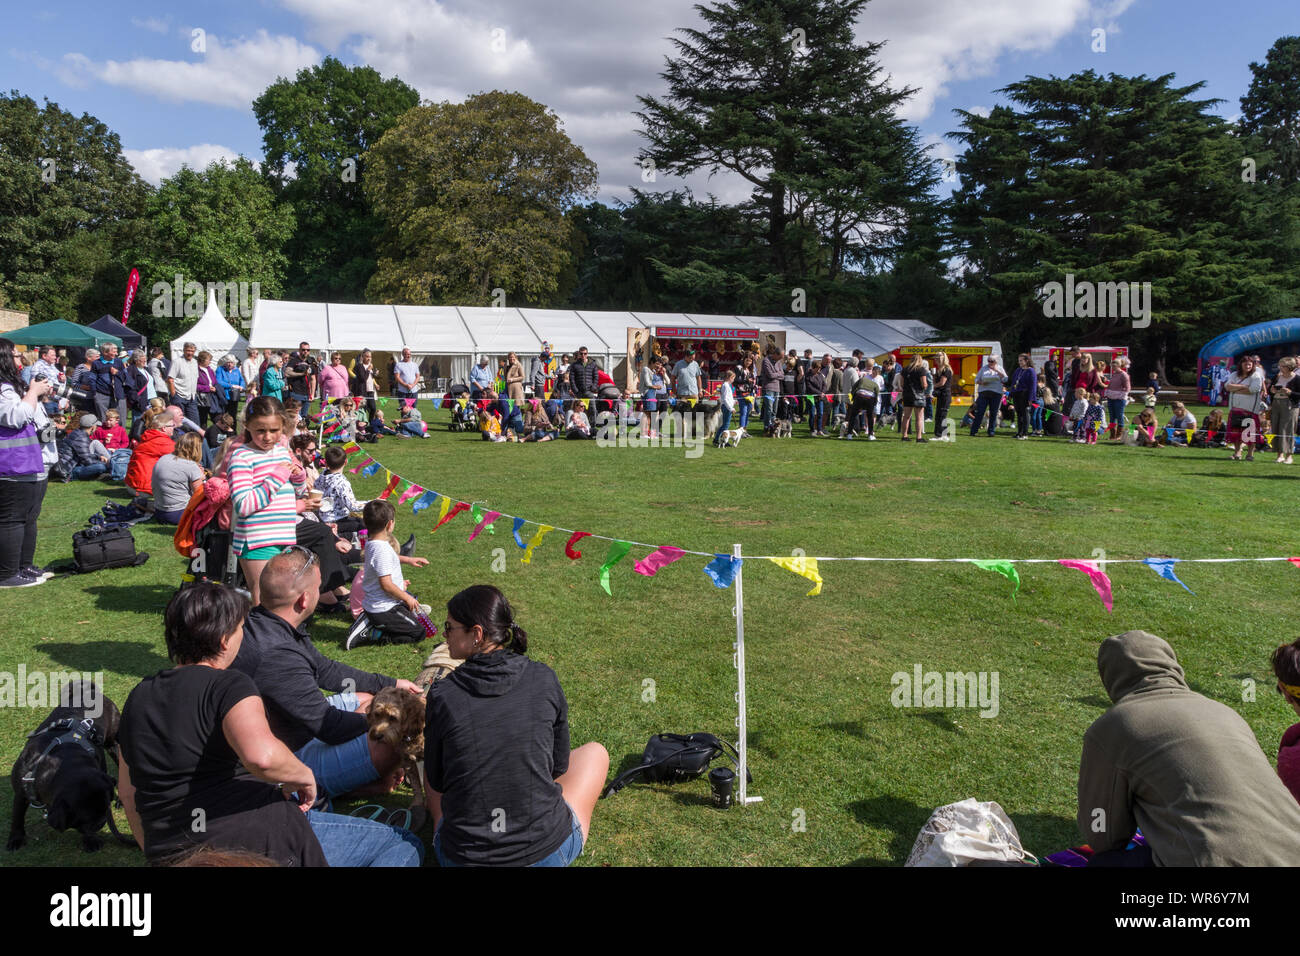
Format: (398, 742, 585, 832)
(767, 555, 823, 596)
(521, 525, 554, 565)
(429, 495, 450, 532)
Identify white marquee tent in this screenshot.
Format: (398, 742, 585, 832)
(248, 300, 939, 386)
(171, 290, 251, 361)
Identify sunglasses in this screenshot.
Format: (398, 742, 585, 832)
(282, 545, 318, 585)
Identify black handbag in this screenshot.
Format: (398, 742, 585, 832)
(601, 733, 750, 798)
(72, 526, 149, 573)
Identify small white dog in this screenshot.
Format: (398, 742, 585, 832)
(718, 427, 748, 447)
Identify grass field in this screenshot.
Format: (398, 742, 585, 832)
(2, 402, 1296, 867)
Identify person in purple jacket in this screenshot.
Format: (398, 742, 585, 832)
(1008, 353, 1038, 441)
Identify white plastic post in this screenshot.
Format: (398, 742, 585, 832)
(733, 542, 761, 805)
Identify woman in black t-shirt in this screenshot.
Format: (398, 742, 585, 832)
(118, 584, 324, 865)
(931, 352, 954, 440)
(425, 585, 609, 867)
(901, 355, 931, 442)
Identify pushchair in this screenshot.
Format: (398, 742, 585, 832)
(443, 383, 476, 431)
(181, 522, 244, 590)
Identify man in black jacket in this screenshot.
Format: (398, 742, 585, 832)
(568, 346, 599, 398)
(231, 549, 423, 800)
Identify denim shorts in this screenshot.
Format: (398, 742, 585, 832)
(294, 693, 378, 798)
(433, 805, 583, 867)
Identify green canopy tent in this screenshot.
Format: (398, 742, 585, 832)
(5, 319, 123, 349)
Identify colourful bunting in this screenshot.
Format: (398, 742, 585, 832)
(342, 442, 361, 454)
(377, 473, 401, 500)
(634, 546, 685, 577)
(349, 455, 374, 474)
(470, 503, 496, 535)
(1289, 557, 1300, 571)
(565, 531, 592, 560)
(971, 559, 1020, 600)
(468, 510, 502, 542)
(521, 525, 554, 564)
(412, 490, 438, 515)
(1143, 558, 1193, 594)
(512, 517, 527, 549)
(703, 553, 742, 589)
(431, 500, 470, 532)
(1058, 559, 1113, 612)
(767, 555, 823, 597)
(398, 483, 424, 506)
(598, 541, 633, 595)
(361, 460, 382, 478)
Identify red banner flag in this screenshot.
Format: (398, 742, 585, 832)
(565, 531, 593, 560)
(377, 474, 402, 500)
(121, 268, 140, 325)
(432, 501, 471, 532)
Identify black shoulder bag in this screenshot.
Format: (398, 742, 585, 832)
(601, 733, 751, 798)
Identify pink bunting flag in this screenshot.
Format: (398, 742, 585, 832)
(633, 545, 686, 577)
(348, 456, 374, 474)
(398, 483, 424, 506)
(1058, 559, 1113, 612)
(468, 510, 502, 542)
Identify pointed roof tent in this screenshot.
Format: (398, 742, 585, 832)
(171, 290, 251, 360)
(89, 314, 146, 350)
(6, 319, 122, 349)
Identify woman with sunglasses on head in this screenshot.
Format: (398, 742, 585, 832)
(425, 585, 609, 866)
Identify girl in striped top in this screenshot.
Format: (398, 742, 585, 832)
(228, 396, 306, 605)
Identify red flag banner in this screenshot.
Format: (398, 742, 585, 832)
(565, 531, 593, 560)
(121, 268, 140, 325)
(432, 501, 471, 532)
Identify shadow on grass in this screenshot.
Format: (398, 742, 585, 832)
(903, 710, 962, 734)
(83, 584, 175, 614)
(1069, 694, 1111, 709)
(821, 720, 868, 740)
(39, 640, 170, 679)
(1183, 472, 1297, 480)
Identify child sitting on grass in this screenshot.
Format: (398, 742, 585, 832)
(92, 409, 129, 451)
(567, 400, 591, 439)
(348, 499, 431, 649)
(478, 406, 506, 442)
(1130, 407, 1161, 448)
(397, 400, 427, 438)
(316, 444, 367, 537)
(369, 409, 398, 436)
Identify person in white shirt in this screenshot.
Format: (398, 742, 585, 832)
(168, 341, 200, 425)
(712, 371, 736, 447)
(241, 349, 262, 399)
(352, 499, 429, 648)
(968, 357, 1008, 437)
(1224, 355, 1263, 461)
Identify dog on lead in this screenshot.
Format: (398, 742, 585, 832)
(717, 428, 748, 447)
(8, 681, 128, 853)
(367, 686, 428, 807)
(766, 419, 793, 438)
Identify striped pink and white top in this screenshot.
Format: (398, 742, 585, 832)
(228, 443, 305, 553)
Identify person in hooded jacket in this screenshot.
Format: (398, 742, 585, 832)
(425, 584, 608, 866)
(1078, 630, 1300, 866)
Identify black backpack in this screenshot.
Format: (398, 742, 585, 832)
(72, 526, 149, 573)
(601, 733, 750, 798)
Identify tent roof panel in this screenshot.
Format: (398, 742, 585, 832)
(393, 306, 473, 353)
(575, 311, 648, 353)
(732, 315, 838, 355)
(249, 300, 327, 349)
(325, 304, 398, 351)
(457, 307, 542, 354)
(517, 309, 603, 354)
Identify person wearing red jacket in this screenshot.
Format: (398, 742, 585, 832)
(126, 410, 177, 496)
(92, 409, 130, 451)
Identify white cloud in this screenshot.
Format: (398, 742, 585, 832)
(58, 30, 321, 109)
(123, 144, 247, 185)
(130, 16, 170, 34)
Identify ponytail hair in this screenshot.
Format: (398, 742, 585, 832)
(446, 584, 528, 655)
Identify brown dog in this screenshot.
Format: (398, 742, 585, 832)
(367, 687, 426, 806)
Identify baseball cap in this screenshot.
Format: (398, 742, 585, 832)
(80, 414, 100, 428)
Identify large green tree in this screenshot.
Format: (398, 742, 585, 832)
(127, 158, 295, 343)
(635, 0, 940, 315)
(0, 91, 149, 321)
(253, 57, 420, 301)
(1239, 36, 1300, 185)
(946, 72, 1299, 377)
(364, 90, 598, 307)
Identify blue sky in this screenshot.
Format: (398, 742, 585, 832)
(3, 0, 1297, 202)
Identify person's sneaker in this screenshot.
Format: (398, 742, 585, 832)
(416, 603, 432, 617)
(0, 573, 42, 589)
(867, 434, 877, 441)
(345, 614, 375, 651)
(915, 437, 929, 443)
(21, 565, 53, 583)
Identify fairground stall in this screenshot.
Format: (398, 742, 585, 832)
(893, 342, 1001, 406)
(625, 324, 787, 393)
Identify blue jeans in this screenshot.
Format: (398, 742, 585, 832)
(398, 422, 425, 438)
(433, 806, 583, 868)
(306, 810, 424, 867)
(810, 397, 825, 432)
(290, 392, 311, 417)
(1030, 404, 1044, 432)
(71, 462, 108, 480)
(295, 693, 378, 798)
(713, 406, 734, 445)
(762, 393, 778, 429)
(737, 399, 752, 429)
(174, 396, 200, 426)
(1107, 398, 1126, 434)
(969, 392, 1000, 436)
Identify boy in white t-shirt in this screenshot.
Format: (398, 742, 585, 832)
(348, 499, 430, 649)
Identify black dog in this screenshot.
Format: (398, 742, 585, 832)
(7, 680, 122, 853)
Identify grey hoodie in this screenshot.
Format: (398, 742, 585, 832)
(1078, 630, 1300, 865)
